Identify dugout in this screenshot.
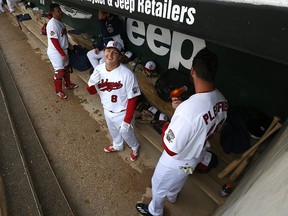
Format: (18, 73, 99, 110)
(22, 0, 288, 215)
(36, 0, 288, 121)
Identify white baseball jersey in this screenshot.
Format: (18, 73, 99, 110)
(46, 17, 68, 53)
(46, 17, 69, 70)
(0, 0, 4, 13)
(164, 89, 228, 161)
(89, 63, 141, 113)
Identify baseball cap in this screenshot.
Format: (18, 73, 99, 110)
(125, 51, 133, 59)
(144, 61, 156, 73)
(148, 106, 158, 115)
(105, 41, 121, 52)
(143, 61, 158, 77)
(122, 51, 135, 64)
(159, 113, 168, 122)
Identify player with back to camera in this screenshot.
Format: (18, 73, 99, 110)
(136, 48, 228, 216)
(86, 41, 141, 161)
(46, 3, 78, 99)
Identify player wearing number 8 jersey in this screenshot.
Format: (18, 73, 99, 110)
(87, 41, 141, 161)
(136, 48, 228, 216)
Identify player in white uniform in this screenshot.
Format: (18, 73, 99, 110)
(87, 41, 141, 161)
(0, 0, 17, 13)
(46, 3, 78, 99)
(0, 0, 4, 13)
(136, 48, 228, 216)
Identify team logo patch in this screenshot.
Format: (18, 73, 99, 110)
(50, 31, 55, 36)
(132, 87, 139, 94)
(166, 129, 175, 143)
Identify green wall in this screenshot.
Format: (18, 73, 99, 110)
(209, 43, 288, 120)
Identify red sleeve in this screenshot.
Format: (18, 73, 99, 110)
(162, 122, 177, 156)
(124, 97, 137, 124)
(50, 38, 65, 56)
(86, 85, 97, 94)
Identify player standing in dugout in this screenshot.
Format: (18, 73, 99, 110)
(136, 48, 228, 216)
(46, 3, 78, 99)
(87, 41, 141, 161)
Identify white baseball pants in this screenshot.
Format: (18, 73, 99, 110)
(47, 49, 69, 70)
(148, 151, 197, 216)
(104, 109, 139, 150)
(87, 49, 104, 69)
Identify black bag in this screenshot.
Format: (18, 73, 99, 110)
(16, 13, 32, 21)
(155, 68, 194, 102)
(68, 45, 92, 71)
(220, 106, 271, 154)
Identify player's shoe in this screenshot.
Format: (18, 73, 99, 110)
(104, 145, 123, 153)
(136, 203, 152, 216)
(130, 148, 139, 162)
(65, 83, 78, 89)
(56, 92, 67, 99)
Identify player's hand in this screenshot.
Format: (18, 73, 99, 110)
(119, 122, 131, 134)
(171, 97, 182, 109)
(94, 48, 100, 54)
(88, 70, 101, 86)
(62, 55, 68, 62)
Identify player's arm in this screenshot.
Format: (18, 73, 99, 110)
(163, 115, 190, 156)
(123, 96, 137, 124)
(50, 38, 65, 56)
(87, 68, 101, 95)
(161, 122, 177, 156)
(118, 96, 138, 134)
(86, 85, 97, 95)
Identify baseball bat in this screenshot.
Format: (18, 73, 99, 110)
(229, 117, 280, 181)
(229, 148, 256, 181)
(261, 116, 280, 138)
(217, 120, 282, 179)
(218, 116, 280, 179)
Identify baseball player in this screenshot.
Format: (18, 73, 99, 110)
(0, 0, 4, 13)
(87, 10, 124, 69)
(136, 48, 228, 216)
(87, 41, 141, 161)
(46, 3, 78, 99)
(0, 0, 15, 13)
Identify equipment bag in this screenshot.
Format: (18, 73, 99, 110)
(155, 68, 194, 102)
(16, 13, 32, 21)
(68, 45, 92, 71)
(41, 23, 47, 35)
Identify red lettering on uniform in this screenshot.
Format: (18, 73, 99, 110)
(202, 101, 227, 125)
(213, 105, 218, 116)
(203, 113, 209, 125)
(217, 102, 223, 112)
(208, 110, 215, 121)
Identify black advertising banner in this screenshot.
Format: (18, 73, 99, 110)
(65, 0, 288, 65)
